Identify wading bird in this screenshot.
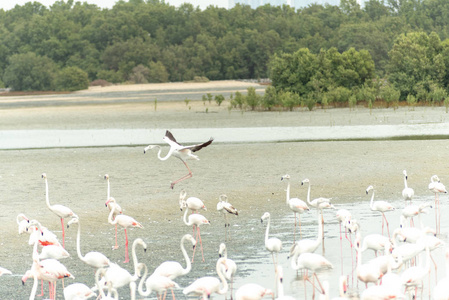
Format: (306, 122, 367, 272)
(261, 212, 282, 267)
(428, 175, 447, 234)
(144, 130, 213, 189)
(216, 194, 238, 241)
(366, 185, 395, 238)
(402, 170, 414, 204)
(104, 174, 122, 250)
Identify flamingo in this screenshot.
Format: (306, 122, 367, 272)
(275, 266, 295, 300)
(219, 243, 237, 300)
(401, 246, 431, 298)
(291, 252, 333, 299)
(144, 130, 213, 189)
(402, 170, 414, 203)
(63, 283, 96, 300)
(27, 219, 60, 247)
(0, 267, 11, 276)
(93, 238, 146, 299)
(179, 189, 207, 212)
(360, 232, 391, 257)
(366, 185, 395, 237)
(281, 174, 310, 241)
(182, 257, 228, 298)
(94, 268, 119, 300)
(288, 213, 323, 264)
(42, 173, 75, 248)
(152, 234, 196, 280)
(67, 216, 110, 269)
(434, 248, 449, 300)
(235, 283, 274, 300)
(402, 201, 432, 227)
(183, 207, 210, 262)
(216, 194, 238, 240)
(138, 262, 180, 299)
(336, 208, 352, 273)
(38, 244, 70, 261)
(354, 234, 383, 288)
(261, 212, 282, 267)
(17, 213, 30, 235)
(107, 205, 143, 263)
(429, 175, 447, 234)
(319, 277, 347, 300)
(104, 174, 122, 250)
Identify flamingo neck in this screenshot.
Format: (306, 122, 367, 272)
(264, 216, 270, 244)
(107, 178, 110, 201)
(95, 268, 107, 298)
(44, 178, 52, 210)
(216, 258, 228, 295)
(369, 190, 375, 210)
(181, 235, 192, 275)
(285, 181, 290, 204)
(403, 175, 408, 189)
(137, 263, 151, 296)
(75, 221, 85, 261)
(29, 271, 38, 300)
(108, 206, 118, 225)
(306, 182, 312, 206)
(317, 214, 323, 242)
(183, 208, 191, 226)
(132, 242, 140, 276)
(276, 272, 284, 298)
(155, 145, 172, 161)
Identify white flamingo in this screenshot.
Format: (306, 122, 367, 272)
(104, 174, 122, 250)
(434, 248, 449, 300)
(138, 262, 179, 299)
(402, 201, 432, 227)
(95, 268, 119, 300)
(27, 219, 60, 247)
(42, 173, 76, 248)
(401, 246, 431, 298)
(402, 170, 414, 203)
(183, 207, 210, 262)
(216, 194, 238, 240)
(152, 234, 196, 280)
(261, 212, 282, 267)
(289, 213, 323, 263)
(281, 174, 310, 241)
(17, 213, 30, 235)
(354, 234, 383, 288)
(144, 130, 213, 189)
(429, 175, 447, 234)
(275, 266, 295, 300)
(219, 243, 237, 300)
(182, 257, 228, 299)
(235, 283, 274, 300)
(107, 205, 143, 263)
(179, 189, 206, 212)
(63, 283, 96, 300)
(67, 216, 110, 269)
(366, 185, 395, 237)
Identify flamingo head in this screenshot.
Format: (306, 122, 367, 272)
(67, 216, 79, 228)
(104, 174, 109, 180)
(366, 185, 374, 194)
(143, 145, 157, 154)
(301, 178, 309, 185)
(218, 243, 226, 257)
(403, 170, 407, 178)
(261, 212, 270, 223)
(281, 174, 290, 181)
(41, 173, 47, 179)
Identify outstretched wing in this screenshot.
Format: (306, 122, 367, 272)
(188, 137, 214, 152)
(165, 130, 181, 146)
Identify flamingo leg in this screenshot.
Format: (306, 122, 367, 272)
(171, 288, 176, 300)
(191, 225, 198, 263)
(340, 222, 343, 275)
(123, 228, 129, 263)
(170, 161, 193, 189)
(383, 213, 391, 238)
(38, 280, 44, 297)
(293, 212, 297, 243)
(114, 224, 119, 249)
(60, 218, 65, 248)
(197, 226, 205, 262)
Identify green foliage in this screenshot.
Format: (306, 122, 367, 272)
(184, 98, 190, 106)
(147, 61, 169, 83)
(380, 84, 400, 107)
(231, 91, 244, 109)
(429, 85, 447, 104)
(3, 52, 57, 91)
(261, 86, 278, 110)
(214, 94, 225, 106)
(302, 94, 316, 111)
(326, 87, 352, 106)
(279, 91, 301, 111)
(128, 64, 149, 84)
(406, 94, 417, 106)
(96, 69, 124, 83)
(55, 66, 89, 91)
(245, 87, 260, 110)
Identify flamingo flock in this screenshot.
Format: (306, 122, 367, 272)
(3, 130, 449, 300)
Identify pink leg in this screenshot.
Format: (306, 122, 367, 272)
(340, 223, 343, 275)
(61, 218, 65, 248)
(124, 229, 129, 263)
(38, 280, 44, 297)
(383, 213, 391, 238)
(191, 227, 198, 263)
(293, 212, 297, 243)
(170, 161, 193, 189)
(197, 226, 205, 262)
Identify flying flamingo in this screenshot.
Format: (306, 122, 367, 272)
(17, 213, 30, 235)
(138, 262, 180, 299)
(179, 189, 207, 213)
(182, 257, 228, 299)
(235, 283, 274, 300)
(261, 212, 282, 267)
(218, 243, 237, 300)
(42, 173, 76, 248)
(183, 207, 210, 262)
(144, 130, 214, 189)
(402, 170, 414, 204)
(428, 175, 447, 234)
(291, 252, 333, 299)
(152, 234, 196, 280)
(216, 194, 238, 241)
(107, 205, 143, 263)
(63, 283, 96, 300)
(67, 216, 110, 269)
(366, 185, 395, 237)
(281, 174, 310, 241)
(104, 174, 122, 250)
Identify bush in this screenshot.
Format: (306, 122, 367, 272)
(245, 87, 260, 110)
(429, 85, 447, 104)
(231, 91, 244, 109)
(380, 84, 400, 108)
(128, 64, 149, 84)
(214, 94, 225, 106)
(55, 66, 89, 91)
(406, 94, 417, 106)
(147, 61, 169, 83)
(279, 91, 301, 111)
(97, 69, 124, 83)
(327, 87, 352, 106)
(261, 86, 278, 110)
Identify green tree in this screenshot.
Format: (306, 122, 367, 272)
(3, 52, 57, 91)
(54, 66, 89, 91)
(245, 87, 260, 110)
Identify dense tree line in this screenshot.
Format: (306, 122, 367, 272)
(1, 0, 449, 105)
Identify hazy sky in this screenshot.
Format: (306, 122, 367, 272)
(0, 0, 228, 11)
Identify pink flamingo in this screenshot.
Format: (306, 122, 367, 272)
(402, 170, 414, 204)
(216, 194, 238, 241)
(144, 130, 213, 189)
(429, 175, 447, 234)
(235, 283, 274, 300)
(104, 174, 122, 250)
(366, 185, 395, 237)
(138, 262, 180, 299)
(107, 206, 143, 263)
(63, 283, 96, 300)
(179, 189, 207, 213)
(183, 207, 210, 263)
(42, 173, 75, 248)
(17, 213, 30, 235)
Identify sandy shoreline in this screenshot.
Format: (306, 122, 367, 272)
(1, 81, 449, 299)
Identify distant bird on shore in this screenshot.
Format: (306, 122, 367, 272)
(216, 194, 238, 241)
(144, 130, 213, 189)
(366, 185, 395, 238)
(402, 170, 414, 203)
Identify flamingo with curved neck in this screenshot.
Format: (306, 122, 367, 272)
(183, 257, 228, 298)
(138, 262, 179, 298)
(183, 208, 209, 262)
(366, 185, 395, 238)
(261, 212, 282, 267)
(104, 174, 122, 250)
